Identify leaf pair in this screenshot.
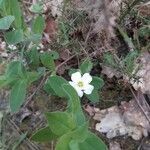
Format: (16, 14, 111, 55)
(26, 48, 58, 73)
(4, 15, 45, 45)
(0, 0, 26, 29)
(32, 112, 88, 146)
(44, 76, 85, 125)
(0, 15, 15, 30)
(32, 81, 107, 150)
(0, 61, 39, 112)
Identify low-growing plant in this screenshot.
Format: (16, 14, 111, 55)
(32, 59, 106, 150)
(103, 50, 139, 78)
(0, 0, 107, 149)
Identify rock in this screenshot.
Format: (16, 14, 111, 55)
(95, 100, 150, 140)
(109, 141, 122, 150)
(122, 100, 150, 132)
(94, 106, 119, 121)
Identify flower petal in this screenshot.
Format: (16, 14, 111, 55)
(82, 73, 92, 84)
(84, 84, 94, 95)
(69, 81, 83, 97)
(71, 72, 82, 83)
(76, 89, 83, 97)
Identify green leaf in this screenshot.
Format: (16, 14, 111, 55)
(68, 68, 79, 76)
(10, 79, 27, 112)
(80, 58, 93, 74)
(86, 77, 104, 103)
(29, 3, 43, 14)
(62, 84, 85, 126)
(0, 76, 7, 88)
(37, 67, 46, 76)
(45, 76, 68, 97)
(0, 16, 15, 30)
(5, 29, 24, 44)
(4, 61, 27, 87)
(40, 52, 55, 71)
(86, 89, 99, 103)
(103, 53, 117, 68)
(26, 47, 40, 68)
(25, 33, 42, 43)
(69, 140, 80, 150)
(2, 0, 25, 29)
(79, 131, 107, 150)
(44, 81, 57, 96)
(45, 112, 76, 136)
(56, 122, 88, 150)
(123, 51, 138, 75)
(71, 122, 88, 142)
(0, 0, 3, 5)
(26, 71, 39, 85)
(9, 0, 24, 29)
(0, 75, 17, 88)
(117, 25, 135, 51)
(56, 133, 71, 150)
(6, 61, 26, 79)
(91, 77, 104, 90)
(50, 51, 59, 60)
(31, 126, 58, 142)
(32, 16, 45, 34)
(138, 26, 150, 38)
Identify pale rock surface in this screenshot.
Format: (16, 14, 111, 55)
(95, 100, 150, 140)
(109, 141, 122, 150)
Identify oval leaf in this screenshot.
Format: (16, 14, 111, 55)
(31, 126, 58, 142)
(45, 111, 75, 136)
(45, 76, 68, 97)
(40, 52, 55, 71)
(79, 131, 107, 150)
(10, 79, 27, 112)
(62, 84, 85, 126)
(0, 16, 15, 30)
(5, 29, 24, 44)
(32, 16, 45, 34)
(80, 58, 93, 74)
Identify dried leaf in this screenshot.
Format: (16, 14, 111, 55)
(101, 66, 122, 78)
(109, 141, 122, 150)
(43, 17, 58, 43)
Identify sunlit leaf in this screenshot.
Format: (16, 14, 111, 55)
(45, 111, 76, 136)
(0, 15, 15, 30)
(32, 16, 45, 34)
(79, 131, 107, 150)
(45, 76, 68, 97)
(10, 79, 27, 112)
(62, 84, 85, 125)
(5, 29, 24, 44)
(80, 58, 93, 74)
(40, 52, 55, 71)
(31, 126, 58, 142)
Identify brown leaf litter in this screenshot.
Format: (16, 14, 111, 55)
(74, 0, 123, 37)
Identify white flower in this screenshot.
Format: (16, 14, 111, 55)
(8, 45, 17, 50)
(69, 72, 94, 97)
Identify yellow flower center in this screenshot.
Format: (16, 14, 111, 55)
(77, 81, 84, 87)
